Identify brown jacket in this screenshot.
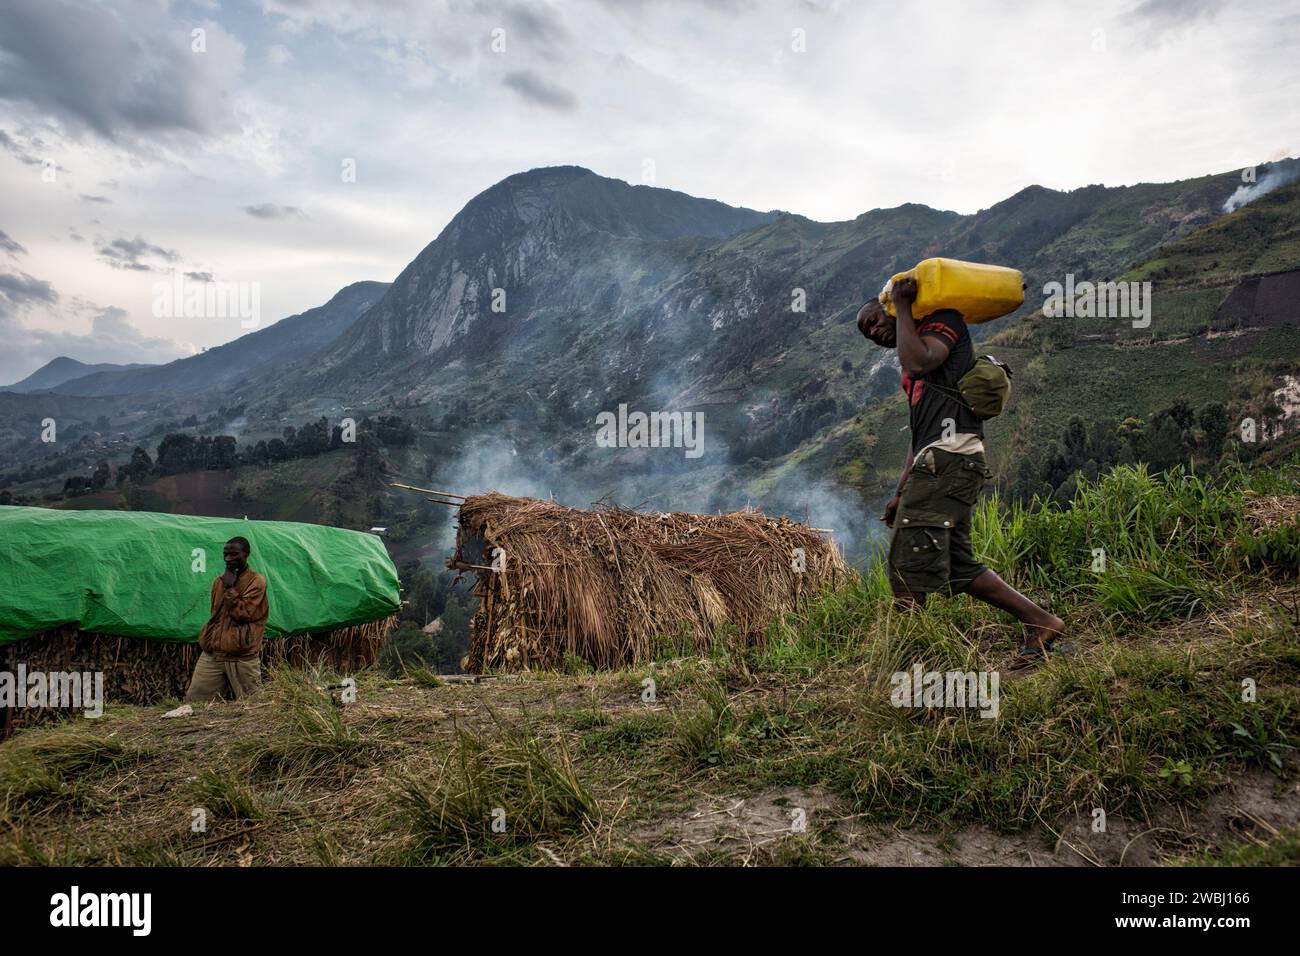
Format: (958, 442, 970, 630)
(197, 567, 269, 661)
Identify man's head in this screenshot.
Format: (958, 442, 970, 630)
(223, 536, 251, 573)
(857, 298, 895, 348)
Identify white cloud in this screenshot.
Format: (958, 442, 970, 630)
(0, 0, 1296, 383)
(0, 277, 188, 384)
(0, 0, 245, 142)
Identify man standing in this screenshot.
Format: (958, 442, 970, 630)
(185, 536, 269, 701)
(857, 277, 1067, 668)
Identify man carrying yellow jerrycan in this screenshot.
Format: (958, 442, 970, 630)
(857, 258, 1068, 669)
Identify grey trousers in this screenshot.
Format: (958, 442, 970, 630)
(185, 651, 262, 703)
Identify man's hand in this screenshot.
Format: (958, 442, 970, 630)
(891, 276, 918, 308)
(221, 570, 237, 588)
(881, 493, 901, 528)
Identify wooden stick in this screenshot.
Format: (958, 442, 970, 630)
(447, 559, 496, 572)
(389, 482, 466, 499)
(484, 580, 496, 647)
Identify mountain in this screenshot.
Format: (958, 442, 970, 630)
(5, 161, 1298, 556)
(1, 357, 154, 393)
(995, 174, 1300, 479)
(48, 280, 390, 398)
(294, 164, 1261, 413)
(318, 166, 777, 369)
(251, 162, 1292, 525)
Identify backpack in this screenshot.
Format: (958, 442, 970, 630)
(956, 355, 1013, 420)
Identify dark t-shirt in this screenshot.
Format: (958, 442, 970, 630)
(899, 309, 983, 452)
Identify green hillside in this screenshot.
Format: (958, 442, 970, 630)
(771, 176, 1300, 525)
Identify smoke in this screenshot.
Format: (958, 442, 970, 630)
(425, 435, 560, 553)
(223, 414, 249, 440)
(754, 464, 884, 565)
(444, 435, 553, 501)
(422, 385, 886, 569)
(1222, 166, 1300, 213)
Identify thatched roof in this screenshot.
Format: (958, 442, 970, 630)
(451, 492, 851, 672)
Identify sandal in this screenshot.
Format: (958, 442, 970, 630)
(1044, 635, 1075, 655)
(1008, 636, 1074, 671)
(1008, 644, 1048, 670)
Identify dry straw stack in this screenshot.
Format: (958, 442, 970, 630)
(1243, 494, 1300, 530)
(452, 492, 850, 672)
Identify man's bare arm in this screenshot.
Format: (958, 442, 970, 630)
(897, 444, 915, 494)
(892, 279, 950, 378)
(882, 444, 915, 527)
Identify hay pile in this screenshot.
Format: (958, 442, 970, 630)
(1243, 494, 1300, 530)
(452, 493, 850, 672)
(0, 616, 396, 735)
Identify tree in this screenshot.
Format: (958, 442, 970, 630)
(155, 433, 199, 474)
(1166, 399, 1196, 431)
(369, 415, 416, 447)
(245, 440, 270, 466)
(92, 460, 112, 489)
(63, 475, 94, 495)
(1061, 416, 1088, 465)
(353, 431, 384, 480)
(117, 446, 152, 485)
(204, 435, 238, 470)
(1143, 415, 1187, 471)
(1117, 418, 1145, 460)
(294, 417, 331, 456)
(1198, 402, 1229, 461)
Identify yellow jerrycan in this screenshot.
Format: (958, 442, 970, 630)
(878, 257, 1026, 323)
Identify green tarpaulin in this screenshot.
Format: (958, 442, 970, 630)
(0, 507, 401, 643)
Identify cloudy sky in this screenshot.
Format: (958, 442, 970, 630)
(0, 0, 1296, 384)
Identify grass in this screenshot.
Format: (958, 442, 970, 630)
(1190, 826, 1300, 866)
(187, 767, 261, 822)
(578, 711, 671, 756)
(0, 726, 144, 865)
(240, 666, 381, 779)
(393, 717, 602, 864)
(404, 665, 445, 689)
(1, 455, 1297, 866)
(0, 727, 138, 815)
(667, 675, 739, 769)
(974, 458, 1300, 623)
